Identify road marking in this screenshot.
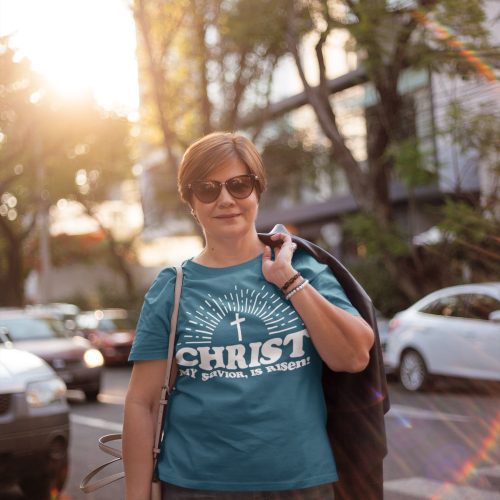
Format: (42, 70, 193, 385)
(70, 414, 122, 432)
(384, 477, 500, 499)
(387, 404, 471, 422)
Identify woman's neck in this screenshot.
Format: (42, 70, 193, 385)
(194, 231, 265, 267)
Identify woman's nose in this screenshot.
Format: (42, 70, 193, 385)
(217, 185, 235, 205)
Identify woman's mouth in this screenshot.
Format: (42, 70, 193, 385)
(214, 213, 240, 219)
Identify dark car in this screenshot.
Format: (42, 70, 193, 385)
(0, 347, 69, 500)
(0, 309, 104, 401)
(77, 308, 136, 364)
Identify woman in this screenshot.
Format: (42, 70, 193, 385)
(123, 132, 374, 499)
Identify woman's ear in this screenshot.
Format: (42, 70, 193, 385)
(190, 206, 199, 224)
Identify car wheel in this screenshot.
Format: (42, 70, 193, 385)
(20, 438, 68, 500)
(399, 350, 430, 392)
(85, 387, 100, 401)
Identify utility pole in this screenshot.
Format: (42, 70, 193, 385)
(35, 129, 52, 304)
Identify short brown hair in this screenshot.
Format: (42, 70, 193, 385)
(178, 132, 267, 205)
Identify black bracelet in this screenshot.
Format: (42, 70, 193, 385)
(280, 272, 301, 292)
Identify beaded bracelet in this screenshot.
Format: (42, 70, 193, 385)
(285, 279, 309, 300)
(280, 271, 301, 292)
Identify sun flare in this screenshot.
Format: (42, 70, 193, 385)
(0, 0, 139, 114)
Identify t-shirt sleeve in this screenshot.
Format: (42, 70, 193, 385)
(293, 250, 360, 317)
(129, 267, 177, 361)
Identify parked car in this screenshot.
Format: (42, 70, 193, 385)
(26, 302, 81, 331)
(0, 309, 104, 400)
(0, 347, 69, 500)
(76, 308, 136, 364)
(384, 282, 500, 391)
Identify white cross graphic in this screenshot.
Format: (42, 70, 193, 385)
(230, 313, 246, 342)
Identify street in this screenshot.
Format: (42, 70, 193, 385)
(63, 367, 500, 500)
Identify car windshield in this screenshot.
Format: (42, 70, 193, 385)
(0, 316, 70, 341)
(97, 318, 135, 331)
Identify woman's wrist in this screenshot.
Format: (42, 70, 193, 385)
(271, 265, 298, 289)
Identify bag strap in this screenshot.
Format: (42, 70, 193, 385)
(80, 457, 125, 491)
(99, 433, 124, 458)
(80, 266, 183, 493)
(153, 265, 183, 461)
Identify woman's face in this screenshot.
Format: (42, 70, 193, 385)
(191, 160, 260, 242)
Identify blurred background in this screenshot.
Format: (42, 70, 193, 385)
(0, 0, 499, 499)
(0, 0, 498, 315)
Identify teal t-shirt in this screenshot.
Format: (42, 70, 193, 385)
(129, 249, 360, 491)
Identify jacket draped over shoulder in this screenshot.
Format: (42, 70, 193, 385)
(258, 226, 389, 496)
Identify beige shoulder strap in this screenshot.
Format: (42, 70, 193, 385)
(81, 265, 184, 494)
(152, 265, 183, 460)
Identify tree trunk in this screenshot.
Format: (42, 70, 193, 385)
(78, 198, 137, 305)
(0, 216, 24, 306)
(192, 0, 212, 135)
(134, 0, 178, 172)
(103, 229, 137, 305)
(286, 2, 428, 301)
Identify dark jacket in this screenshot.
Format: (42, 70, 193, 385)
(258, 225, 389, 489)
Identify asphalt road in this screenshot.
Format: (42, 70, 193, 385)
(62, 367, 500, 499)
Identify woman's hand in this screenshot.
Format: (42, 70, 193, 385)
(262, 232, 298, 289)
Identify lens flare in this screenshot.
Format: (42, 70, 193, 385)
(430, 410, 500, 499)
(412, 9, 497, 83)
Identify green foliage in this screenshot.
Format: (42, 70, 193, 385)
(0, 43, 132, 207)
(432, 0, 489, 41)
(439, 197, 499, 246)
(49, 233, 109, 266)
(259, 125, 334, 209)
(444, 100, 500, 167)
(388, 137, 438, 188)
(342, 212, 409, 258)
(436, 197, 500, 281)
(219, 0, 290, 55)
(346, 256, 409, 317)
(63, 284, 144, 312)
(0, 37, 133, 305)
(135, 0, 300, 145)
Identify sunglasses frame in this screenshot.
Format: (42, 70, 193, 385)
(187, 174, 259, 203)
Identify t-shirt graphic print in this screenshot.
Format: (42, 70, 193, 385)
(130, 249, 360, 492)
(177, 282, 311, 383)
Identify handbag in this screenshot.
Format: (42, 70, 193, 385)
(80, 266, 183, 498)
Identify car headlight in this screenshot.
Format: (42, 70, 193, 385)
(26, 377, 67, 407)
(84, 348, 104, 368)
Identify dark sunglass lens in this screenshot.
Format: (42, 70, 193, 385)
(193, 181, 220, 202)
(227, 176, 254, 198)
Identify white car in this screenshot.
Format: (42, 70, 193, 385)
(0, 348, 69, 498)
(384, 282, 500, 391)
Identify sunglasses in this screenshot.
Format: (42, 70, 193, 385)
(187, 174, 259, 203)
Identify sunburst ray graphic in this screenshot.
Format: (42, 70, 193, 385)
(179, 284, 305, 348)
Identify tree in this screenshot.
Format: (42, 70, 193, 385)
(132, 0, 295, 214)
(130, 1, 496, 307)
(259, 124, 336, 210)
(0, 37, 133, 306)
(285, 0, 494, 302)
(434, 101, 500, 284)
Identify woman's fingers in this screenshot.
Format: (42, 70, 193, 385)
(271, 232, 293, 246)
(262, 245, 272, 261)
(270, 233, 296, 261)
